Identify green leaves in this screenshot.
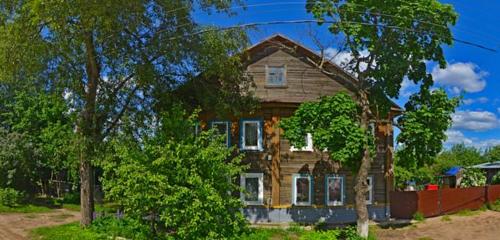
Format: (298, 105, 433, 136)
(397, 89, 459, 169)
(280, 92, 371, 171)
(100, 107, 248, 239)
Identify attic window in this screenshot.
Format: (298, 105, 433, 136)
(266, 65, 286, 86)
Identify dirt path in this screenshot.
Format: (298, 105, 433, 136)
(376, 210, 500, 240)
(0, 209, 79, 240)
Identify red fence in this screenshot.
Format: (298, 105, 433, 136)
(390, 185, 500, 219)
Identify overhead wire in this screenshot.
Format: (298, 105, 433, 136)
(158, 1, 498, 53)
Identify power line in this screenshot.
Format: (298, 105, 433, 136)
(169, 19, 497, 52)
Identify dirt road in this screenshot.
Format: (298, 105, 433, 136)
(0, 209, 79, 240)
(376, 210, 500, 240)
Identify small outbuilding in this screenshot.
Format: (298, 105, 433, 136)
(472, 161, 500, 184)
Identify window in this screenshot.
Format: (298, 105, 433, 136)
(240, 173, 264, 205)
(366, 176, 373, 204)
(326, 175, 344, 206)
(290, 133, 313, 152)
(210, 121, 230, 146)
(240, 119, 263, 151)
(292, 174, 312, 206)
(266, 65, 286, 86)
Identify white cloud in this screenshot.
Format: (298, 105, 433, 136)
(462, 97, 489, 105)
(432, 62, 488, 93)
(445, 130, 500, 149)
(452, 110, 499, 131)
(445, 130, 473, 145)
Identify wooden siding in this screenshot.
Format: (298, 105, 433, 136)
(246, 50, 352, 103)
(199, 104, 393, 208)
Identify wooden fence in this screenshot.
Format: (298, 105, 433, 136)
(390, 184, 500, 219)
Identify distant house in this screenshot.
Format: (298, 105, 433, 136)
(472, 161, 500, 184)
(195, 34, 402, 224)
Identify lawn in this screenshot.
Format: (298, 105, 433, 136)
(30, 222, 106, 240)
(30, 222, 375, 240)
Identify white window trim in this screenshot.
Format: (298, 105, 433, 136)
(290, 133, 313, 152)
(211, 121, 230, 146)
(326, 175, 344, 206)
(241, 120, 263, 151)
(265, 65, 287, 86)
(366, 176, 373, 205)
(240, 173, 264, 205)
(292, 174, 313, 206)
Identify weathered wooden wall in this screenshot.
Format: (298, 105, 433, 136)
(246, 50, 351, 103)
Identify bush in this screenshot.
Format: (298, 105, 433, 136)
(62, 192, 80, 204)
(0, 188, 23, 207)
(100, 107, 248, 239)
(90, 216, 153, 240)
(460, 168, 486, 187)
(492, 172, 500, 185)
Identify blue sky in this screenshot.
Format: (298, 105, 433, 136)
(196, 0, 500, 149)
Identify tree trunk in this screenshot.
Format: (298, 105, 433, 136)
(354, 90, 372, 238)
(80, 32, 100, 227)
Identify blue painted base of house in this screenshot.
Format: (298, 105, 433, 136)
(243, 206, 390, 224)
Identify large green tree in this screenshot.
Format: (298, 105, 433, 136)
(0, 0, 250, 226)
(306, 0, 457, 236)
(396, 89, 459, 170)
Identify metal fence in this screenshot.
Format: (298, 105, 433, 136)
(390, 184, 500, 219)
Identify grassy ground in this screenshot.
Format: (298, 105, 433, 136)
(30, 222, 375, 240)
(0, 204, 53, 213)
(30, 222, 105, 240)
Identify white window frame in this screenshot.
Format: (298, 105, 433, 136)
(265, 65, 287, 86)
(292, 174, 313, 206)
(240, 120, 263, 151)
(326, 175, 344, 206)
(290, 133, 313, 152)
(240, 173, 264, 205)
(366, 176, 373, 205)
(210, 121, 230, 146)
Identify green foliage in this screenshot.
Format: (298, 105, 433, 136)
(436, 144, 486, 169)
(30, 222, 106, 240)
(0, 90, 76, 194)
(62, 192, 80, 204)
(397, 89, 459, 169)
(91, 216, 153, 240)
(300, 230, 340, 240)
(485, 145, 500, 162)
(487, 200, 500, 212)
(280, 93, 371, 171)
(492, 171, 500, 185)
(0, 188, 23, 207)
(100, 106, 248, 239)
(460, 168, 486, 187)
(413, 212, 425, 222)
(306, 0, 457, 99)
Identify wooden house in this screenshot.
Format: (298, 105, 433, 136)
(198, 34, 401, 224)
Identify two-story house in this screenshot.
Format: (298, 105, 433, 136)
(197, 34, 400, 224)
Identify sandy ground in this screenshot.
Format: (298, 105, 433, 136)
(376, 210, 500, 240)
(0, 209, 79, 240)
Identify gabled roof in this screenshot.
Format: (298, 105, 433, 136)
(243, 34, 403, 112)
(243, 34, 358, 93)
